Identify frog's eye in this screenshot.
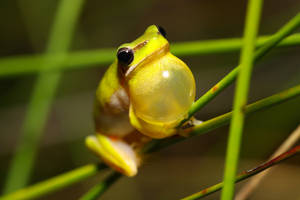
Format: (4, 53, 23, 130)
(117, 47, 134, 65)
(157, 25, 167, 38)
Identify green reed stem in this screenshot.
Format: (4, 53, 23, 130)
(181, 145, 300, 200)
(0, 164, 107, 200)
(79, 172, 121, 200)
(3, 0, 85, 193)
(182, 12, 300, 126)
(0, 33, 300, 77)
(221, 0, 263, 199)
(1, 8, 300, 200)
(1, 84, 299, 200)
(144, 84, 300, 153)
(15, 11, 299, 198)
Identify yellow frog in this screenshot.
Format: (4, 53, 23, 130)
(86, 25, 196, 176)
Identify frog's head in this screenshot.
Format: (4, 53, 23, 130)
(116, 25, 169, 77)
(116, 25, 195, 133)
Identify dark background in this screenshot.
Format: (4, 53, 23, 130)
(0, 0, 300, 199)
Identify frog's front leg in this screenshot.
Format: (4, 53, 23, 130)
(85, 133, 140, 177)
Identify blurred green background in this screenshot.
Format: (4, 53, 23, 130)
(0, 0, 300, 199)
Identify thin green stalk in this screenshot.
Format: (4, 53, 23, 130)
(78, 82, 300, 200)
(144, 84, 300, 153)
(235, 125, 300, 200)
(4, 0, 85, 193)
(0, 33, 300, 77)
(0, 164, 107, 200)
(79, 172, 121, 200)
(171, 33, 300, 56)
(181, 145, 300, 200)
(182, 12, 300, 126)
(221, 0, 263, 198)
(1, 84, 299, 200)
(1, 11, 299, 198)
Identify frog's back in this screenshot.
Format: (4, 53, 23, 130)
(94, 61, 134, 136)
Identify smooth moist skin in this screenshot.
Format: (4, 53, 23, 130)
(86, 25, 196, 177)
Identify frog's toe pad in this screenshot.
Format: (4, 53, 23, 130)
(192, 118, 203, 126)
(85, 135, 139, 177)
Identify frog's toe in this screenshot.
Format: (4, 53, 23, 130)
(85, 134, 139, 177)
(191, 118, 203, 126)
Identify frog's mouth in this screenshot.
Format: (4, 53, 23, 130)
(124, 43, 170, 78)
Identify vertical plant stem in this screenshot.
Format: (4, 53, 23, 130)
(79, 172, 122, 200)
(180, 12, 300, 126)
(221, 0, 263, 199)
(1, 84, 300, 200)
(235, 125, 300, 200)
(4, 0, 85, 193)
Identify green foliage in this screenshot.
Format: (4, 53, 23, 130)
(3, 0, 85, 193)
(79, 172, 121, 200)
(1, 84, 299, 200)
(1, 34, 300, 77)
(0, 164, 106, 200)
(221, 0, 263, 199)
(0, 1, 300, 199)
(182, 145, 300, 200)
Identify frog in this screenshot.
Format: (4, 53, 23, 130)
(85, 25, 196, 177)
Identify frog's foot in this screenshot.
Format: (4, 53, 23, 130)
(178, 117, 203, 137)
(190, 118, 203, 126)
(85, 134, 139, 177)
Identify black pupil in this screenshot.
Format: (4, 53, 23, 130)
(157, 25, 166, 38)
(117, 47, 134, 65)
